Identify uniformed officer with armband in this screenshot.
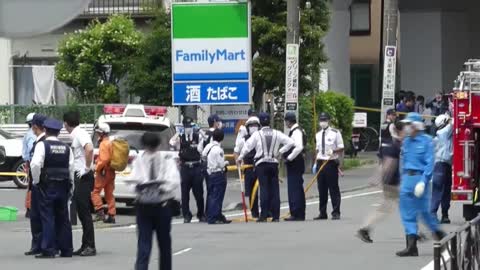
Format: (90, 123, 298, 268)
(314, 112, 344, 221)
(283, 112, 306, 221)
(31, 118, 74, 259)
(237, 112, 295, 222)
(233, 116, 261, 218)
(169, 116, 206, 223)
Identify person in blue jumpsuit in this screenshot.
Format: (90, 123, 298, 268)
(30, 118, 74, 258)
(396, 112, 446, 257)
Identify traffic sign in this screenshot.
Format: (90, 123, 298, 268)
(171, 2, 251, 105)
(381, 45, 397, 122)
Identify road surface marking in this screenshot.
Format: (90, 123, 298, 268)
(173, 248, 192, 256)
(421, 249, 450, 270)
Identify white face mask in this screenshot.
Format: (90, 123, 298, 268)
(403, 125, 413, 136)
(248, 126, 258, 134)
(319, 121, 329, 129)
(184, 128, 193, 135)
(217, 122, 223, 129)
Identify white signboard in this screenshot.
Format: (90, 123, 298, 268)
(285, 44, 299, 104)
(381, 46, 397, 122)
(352, 112, 367, 128)
(211, 105, 250, 120)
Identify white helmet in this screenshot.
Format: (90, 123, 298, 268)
(26, 113, 36, 123)
(95, 122, 110, 134)
(435, 114, 450, 129)
(245, 116, 260, 126)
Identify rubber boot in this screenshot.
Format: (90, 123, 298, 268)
(396, 235, 419, 257)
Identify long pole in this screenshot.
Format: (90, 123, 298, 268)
(284, 0, 300, 132)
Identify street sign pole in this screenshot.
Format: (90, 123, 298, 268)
(381, 46, 396, 124)
(285, 0, 300, 132)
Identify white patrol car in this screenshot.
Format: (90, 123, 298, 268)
(93, 104, 176, 206)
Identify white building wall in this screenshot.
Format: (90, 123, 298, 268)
(0, 38, 12, 104)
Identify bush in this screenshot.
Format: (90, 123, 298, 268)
(0, 104, 103, 124)
(299, 91, 354, 150)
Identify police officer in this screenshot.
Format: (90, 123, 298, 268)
(23, 113, 36, 218)
(25, 114, 47, 256)
(283, 112, 306, 221)
(233, 116, 261, 218)
(396, 112, 445, 257)
(313, 112, 344, 220)
(430, 114, 453, 224)
(379, 109, 400, 159)
(234, 109, 257, 148)
(31, 118, 74, 258)
(237, 112, 294, 222)
(170, 116, 206, 223)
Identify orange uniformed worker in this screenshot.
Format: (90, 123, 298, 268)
(91, 123, 116, 224)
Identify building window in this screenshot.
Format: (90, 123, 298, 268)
(350, 0, 371, 36)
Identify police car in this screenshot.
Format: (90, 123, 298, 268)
(93, 104, 176, 206)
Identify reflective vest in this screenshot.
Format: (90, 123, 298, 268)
(255, 128, 279, 165)
(179, 132, 201, 162)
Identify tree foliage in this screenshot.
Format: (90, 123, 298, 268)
(56, 15, 142, 103)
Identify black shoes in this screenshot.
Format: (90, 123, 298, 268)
(313, 214, 328, 220)
(331, 214, 341, 220)
(440, 216, 451, 224)
(198, 216, 207, 223)
(72, 247, 84, 256)
(183, 216, 192, 224)
(256, 217, 267, 223)
(396, 235, 419, 257)
(25, 209, 30, 219)
(356, 228, 373, 243)
(211, 219, 232, 225)
(271, 218, 280, 223)
(73, 246, 96, 256)
(284, 216, 305, 222)
(103, 215, 116, 224)
(24, 249, 41, 256)
(35, 254, 55, 259)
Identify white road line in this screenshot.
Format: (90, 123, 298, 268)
(421, 249, 450, 270)
(173, 248, 192, 256)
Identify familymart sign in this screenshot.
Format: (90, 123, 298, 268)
(171, 2, 251, 105)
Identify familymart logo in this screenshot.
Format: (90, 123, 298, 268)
(175, 49, 247, 64)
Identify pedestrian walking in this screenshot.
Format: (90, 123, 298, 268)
(313, 112, 344, 220)
(63, 111, 96, 257)
(129, 132, 181, 270)
(30, 118, 74, 258)
(91, 123, 116, 224)
(169, 116, 206, 223)
(283, 112, 306, 221)
(233, 116, 261, 218)
(237, 112, 295, 222)
(23, 113, 36, 218)
(396, 112, 445, 257)
(430, 114, 453, 224)
(202, 129, 231, 224)
(24, 114, 47, 256)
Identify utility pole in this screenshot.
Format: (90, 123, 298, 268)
(284, 0, 301, 132)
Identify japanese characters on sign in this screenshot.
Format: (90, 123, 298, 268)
(381, 45, 397, 122)
(285, 44, 299, 104)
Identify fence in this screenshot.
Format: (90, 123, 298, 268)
(434, 215, 480, 270)
(80, 0, 162, 17)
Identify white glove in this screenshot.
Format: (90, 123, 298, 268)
(326, 149, 334, 156)
(75, 167, 89, 179)
(312, 163, 317, 174)
(414, 182, 426, 198)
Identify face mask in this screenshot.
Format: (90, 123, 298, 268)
(319, 121, 328, 129)
(217, 122, 223, 129)
(404, 125, 413, 136)
(248, 126, 258, 134)
(184, 128, 193, 135)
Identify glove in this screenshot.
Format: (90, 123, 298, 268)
(414, 182, 426, 198)
(312, 163, 317, 174)
(75, 167, 89, 179)
(326, 149, 334, 156)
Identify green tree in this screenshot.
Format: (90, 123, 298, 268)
(56, 15, 142, 103)
(127, 9, 172, 105)
(252, 0, 330, 109)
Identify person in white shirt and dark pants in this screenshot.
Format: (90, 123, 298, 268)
(314, 112, 345, 220)
(202, 129, 231, 224)
(237, 112, 295, 222)
(283, 112, 306, 221)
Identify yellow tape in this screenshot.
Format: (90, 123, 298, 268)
(0, 172, 27, 177)
(250, 179, 259, 208)
(354, 106, 435, 119)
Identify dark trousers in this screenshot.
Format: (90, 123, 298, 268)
(206, 172, 227, 224)
(180, 164, 205, 219)
(256, 163, 280, 219)
(73, 171, 95, 249)
(286, 157, 306, 219)
(317, 160, 341, 216)
(431, 162, 452, 217)
(244, 167, 259, 217)
(38, 182, 73, 256)
(135, 204, 172, 270)
(29, 185, 43, 252)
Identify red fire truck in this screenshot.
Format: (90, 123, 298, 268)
(451, 59, 480, 220)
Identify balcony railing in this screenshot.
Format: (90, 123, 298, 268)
(80, 0, 163, 18)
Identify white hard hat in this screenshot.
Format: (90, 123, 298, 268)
(245, 116, 260, 126)
(435, 114, 449, 128)
(95, 122, 110, 134)
(25, 113, 36, 123)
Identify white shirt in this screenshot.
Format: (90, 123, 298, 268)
(197, 127, 215, 153)
(70, 126, 94, 172)
(234, 125, 248, 152)
(31, 136, 75, 185)
(238, 127, 295, 165)
(315, 127, 344, 160)
(287, 123, 304, 161)
(202, 141, 229, 175)
(128, 151, 181, 201)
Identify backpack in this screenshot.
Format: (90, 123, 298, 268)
(110, 138, 130, 171)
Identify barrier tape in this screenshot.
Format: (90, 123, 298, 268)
(354, 106, 436, 119)
(0, 172, 27, 177)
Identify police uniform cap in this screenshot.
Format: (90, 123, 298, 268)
(182, 116, 193, 127)
(258, 112, 270, 124)
(207, 114, 221, 126)
(43, 118, 63, 131)
(248, 109, 257, 116)
(319, 112, 331, 121)
(386, 109, 396, 116)
(31, 114, 47, 127)
(284, 112, 296, 122)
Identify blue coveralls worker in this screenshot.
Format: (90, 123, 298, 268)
(169, 116, 205, 223)
(234, 116, 261, 218)
(396, 112, 446, 257)
(237, 112, 295, 222)
(31, 118, 74, 258)
(283, 112, 306, 221)
(430, 114, 453, 224)
(313, 112, 345, 220)
(25, 114, 47, 256)
(202, 129, 231, 224)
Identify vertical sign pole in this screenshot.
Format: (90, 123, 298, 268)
(285, 0, 300, 132)
(381, 46, 396, 124)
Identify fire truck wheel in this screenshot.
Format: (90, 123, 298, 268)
(463, 204, 480, 221)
